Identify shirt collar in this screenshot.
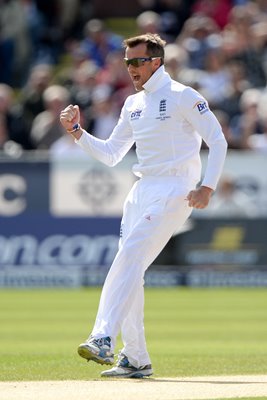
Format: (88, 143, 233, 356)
(142, 65, 171, 93)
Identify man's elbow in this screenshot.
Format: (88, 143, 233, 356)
(215, 135, 228, 151)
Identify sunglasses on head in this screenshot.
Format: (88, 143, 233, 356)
(123, 57, 160, 67)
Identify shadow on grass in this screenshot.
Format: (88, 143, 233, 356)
(97, 377, 267, 385)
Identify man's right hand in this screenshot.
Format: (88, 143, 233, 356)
(60, 104, 83, 140)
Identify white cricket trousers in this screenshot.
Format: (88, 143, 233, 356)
(91, 175, 195, 367)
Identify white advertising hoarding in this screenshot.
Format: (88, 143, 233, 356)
(50, 153, 137, 216)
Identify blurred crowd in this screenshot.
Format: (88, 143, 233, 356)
(1, 0, 267, 156)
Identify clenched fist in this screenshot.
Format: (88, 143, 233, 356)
(60, 104, 83, 139)
(186, 185, 213, 209)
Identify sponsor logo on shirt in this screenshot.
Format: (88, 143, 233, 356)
(194, 100, 209, 115)
(130, 109, 142, 120)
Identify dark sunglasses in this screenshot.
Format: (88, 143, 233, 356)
(123, 57, 160, 67)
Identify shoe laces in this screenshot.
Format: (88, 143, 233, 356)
(92, 336, 111, 348)
(116, 351, 151, 370)
(117, 352, 132, 368)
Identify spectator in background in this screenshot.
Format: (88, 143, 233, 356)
(177, 14, 220, 70)
(57, 0, 81, 41)
(20, 0, 47, 68)
(0, 0, 32, 87)
(0, 10, 14, 85)
(212, 109, 240, 149)
(204, 175, 260, 217)
(234, 88, 263, 148)
(254, 0, 267, 13)
(19, 63, 53, 128)
(49, 128, 87, 157)
(136, 8, 185, 43)
(137, 0, 194, 38)
(67, 60, 99, 130)
(55, 44, 90, 92)
(222, 2, 267, 88)
(164, 42, 189, 81)
(89, 84, 120, 140)
(196, 45, 232, 109)
(247, 90, 267, 151)
(0, 83, 34, 150)
(0, 84, 13, 148)
(250, 18, 267, 74)
(163, 41, 207, 92)
(153, 0, 194, 40)
(80, 19, 123, 68)
(191, 0, 232, 29)
(96, 51, 133, 108)
(136, 10, 162, 35)
(30, 85, 70, 149)
(33, 0, 64, 64)
(215, 59, 250, 130)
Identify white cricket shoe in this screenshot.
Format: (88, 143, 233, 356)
(77, 336, 114, 365)
(101, 353, 153, 378)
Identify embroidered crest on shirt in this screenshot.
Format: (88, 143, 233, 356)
(194, 100, 209, 115)
(159, 99, 167, 112)
(119, 222, 124, 238)
(156, 99, 170, 121)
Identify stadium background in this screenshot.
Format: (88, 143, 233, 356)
(0, 0, 267, 288)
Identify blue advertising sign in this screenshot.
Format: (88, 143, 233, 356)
(0, 158, 123, 286)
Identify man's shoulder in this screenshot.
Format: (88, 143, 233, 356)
(169, 79, 203, 103)
(170, 79, 188, 93)
(124, 91, 143, 105)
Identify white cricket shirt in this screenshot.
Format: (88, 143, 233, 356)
(77, 66, 227, 189)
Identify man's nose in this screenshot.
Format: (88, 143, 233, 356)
(127, 64, 136, 73)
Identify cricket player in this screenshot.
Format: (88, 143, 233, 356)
(60, 33, 227, 378)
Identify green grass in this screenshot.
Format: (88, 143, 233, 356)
(0, 288, 267, 381)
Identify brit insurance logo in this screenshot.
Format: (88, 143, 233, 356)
(156, 99, 170, 121)
(130, 109, 142, 120)
(194, 100, 209, 115)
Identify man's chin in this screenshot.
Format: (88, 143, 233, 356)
(134, 85, 143, 92)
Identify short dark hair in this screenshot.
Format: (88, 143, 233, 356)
(123, 33, 166, 64)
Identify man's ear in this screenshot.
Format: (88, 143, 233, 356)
(154, 58, 162, 70)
